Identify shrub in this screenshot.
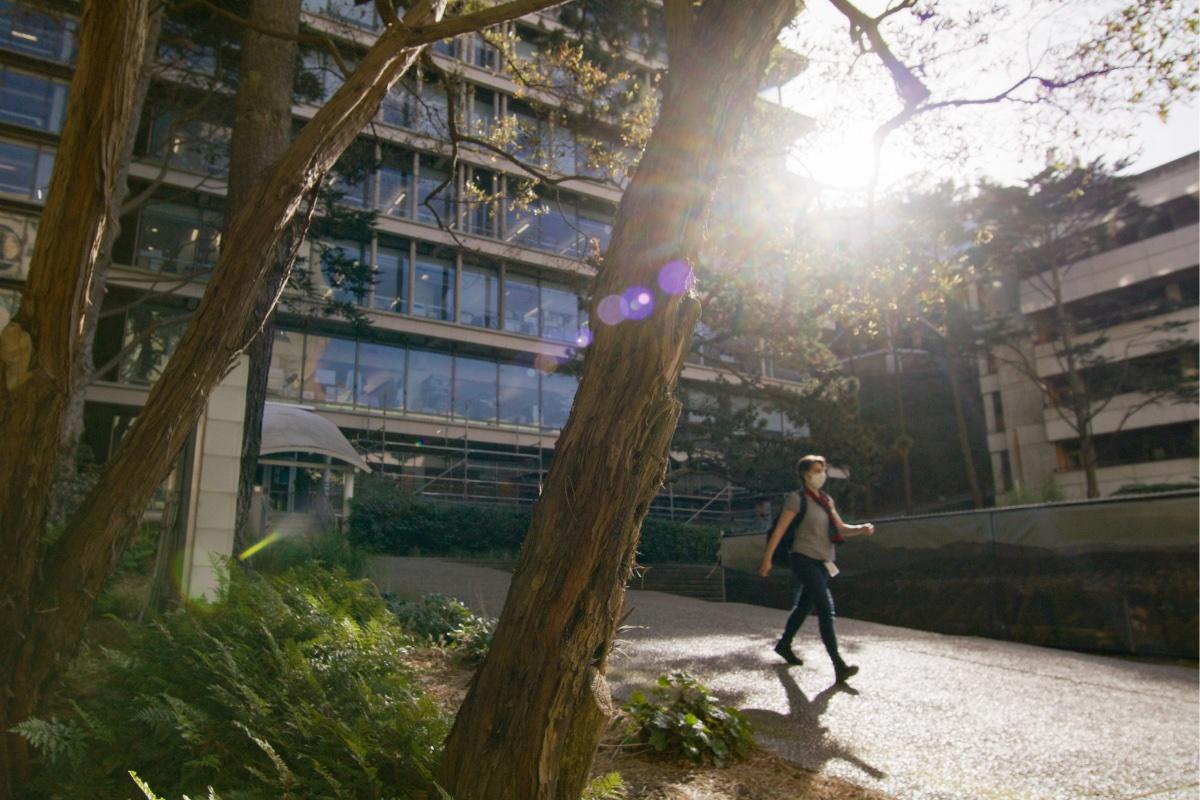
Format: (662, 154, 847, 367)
(15, 565, 448, 799)
(249, 527, 369, 577)
(350, 477, 720, 564)
(638, 519, 721, 564)
(448, 614, 496, 663)
(385, 592, 496, 662)
(622, 672, 753, 767)
(384, 592, 476, 644)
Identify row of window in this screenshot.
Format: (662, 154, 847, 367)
(0, 65, 66, 133)
(0, 136, 52, 199)
(1055, 422, 1199, 471)
(267, 328, 579, 429)
(120, 202, 590, 343)
(0, 1, 75, 65)
(114, 308, 580, 429)
(133, 109, 617, 257)
(312, 238, 588, 342)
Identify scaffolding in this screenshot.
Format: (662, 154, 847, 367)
(346, 405, 744, 524)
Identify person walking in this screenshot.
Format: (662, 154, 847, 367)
(759, 454, 875, 683)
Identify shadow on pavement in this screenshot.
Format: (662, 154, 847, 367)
(741, 664, 886, 781)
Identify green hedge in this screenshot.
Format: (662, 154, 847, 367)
(349, 476, 720, 564)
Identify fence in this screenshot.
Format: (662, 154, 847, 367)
(723, 491, 1198, 658)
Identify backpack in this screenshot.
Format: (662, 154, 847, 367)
(766, 493, 807, 566)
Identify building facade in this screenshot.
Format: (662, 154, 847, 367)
(972, 153, 1199, 499)
(0, 1, 816, 593)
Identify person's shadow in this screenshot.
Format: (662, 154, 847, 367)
(742, 664, 885, 780)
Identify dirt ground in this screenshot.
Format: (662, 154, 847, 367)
(411, 649, 892, 800)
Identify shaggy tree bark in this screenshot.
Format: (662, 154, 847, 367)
(0, 1, 565, 794)
(0, 3, 153, 790)
(437, 2, 797, 798)
(227, 0, 302, 553)
(48, 10, 163, 524)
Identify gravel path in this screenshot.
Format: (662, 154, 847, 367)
(371, 557, 1200, 800)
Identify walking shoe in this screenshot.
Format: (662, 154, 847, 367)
(773, 641, 803, 666)
(835, 663, 859, 683)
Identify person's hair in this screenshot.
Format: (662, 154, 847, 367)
(795, 454, 827, 478)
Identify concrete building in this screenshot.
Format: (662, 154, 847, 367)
(0, 1, 813, 596)
(972, 153, 1199, 499)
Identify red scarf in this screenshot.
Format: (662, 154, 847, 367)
(805, 488, 844, 544)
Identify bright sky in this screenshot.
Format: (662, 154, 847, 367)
(775, 0, 1199, 197)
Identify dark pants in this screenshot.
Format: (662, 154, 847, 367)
(780, 553, 845, 668)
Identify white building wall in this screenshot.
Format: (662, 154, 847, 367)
(978, 153, 1199, 500)
(182, 357, 248, 600)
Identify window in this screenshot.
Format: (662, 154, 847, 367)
(432, 37, 457, 59)
(309, 0, 381, 31)
(0, 209, 36, 278)
(509, 101, 543, 164)
(504, 272, 539, 336)
(540, 282, 580, 343)
(145, 110, 231, 176)
(466, 32, 499, 71)
(135, 202, 222, 273)
(373, 241, 408, 313)
(417, 155, 454, 226)
(471, 87, 497, 136)
(0, 1, 76, 63)
(460, 261, 499, 328)
(119, 307, 189, 386)
(379, 76, 416, 128)
(416, 74, 449, 137)
(550, 123, 576, 175)
(541, 371, 578, 429)
(0, 286, 18, 329)
(407, 349, 452, 415)
(577, 206, 613, 258)
(301, 335, 356, 407)
(454, 354, 497, 422)
(499, 362, 539, 426)
(991, 392, 1006, 433)
(0, 68, 66, 132)
(357, 341, 405, 410)
(413, 248, 455, 321)
(538, 197, 578, 255)
(504, 195, 539, 249)
(316, 239, 369, 306)
(377, 147, 411, 218)
(0, 139, 53, 200)
(465, 168, 497, 236)
(267, 329, 304, 400)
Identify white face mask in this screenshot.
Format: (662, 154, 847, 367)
(806, 471, 827, 491)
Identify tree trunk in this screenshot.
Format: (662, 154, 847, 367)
(1076, 407, 1101, 498)
(48, 11, 163, 525)
(1, 1, 570, 788)
(437, 3, 795, 798)
(941, 329, 984, 507)
(888, 321, 914, 514)
(227, 0, 301, 554)
(0, 2, 443, 789)
(0, 3, 152, 791)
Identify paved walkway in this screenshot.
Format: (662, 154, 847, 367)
(371, 557, 1200, 800)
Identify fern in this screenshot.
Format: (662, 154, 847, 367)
(11, 717, 85, 766)
(582, 771, 627, 800)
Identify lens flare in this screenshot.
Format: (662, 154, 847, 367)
(597, 293, 627, 326)
(534, 352, 560, 374)
(657, 260, 693, 295)
(623, 286, 654, 321)
(239, 532, 282, 561)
